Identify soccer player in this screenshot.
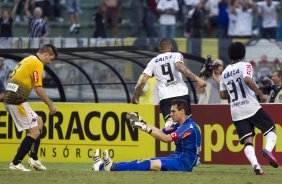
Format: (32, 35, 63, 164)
(93, 99, 201, 172)
(131, 38, 206, 128)
(220, 42, 278, 175)
(3, 44, 58, 171)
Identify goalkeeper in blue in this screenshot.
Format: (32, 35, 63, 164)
(92, 99, 201, 172)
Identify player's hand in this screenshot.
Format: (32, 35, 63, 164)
(165, 121, 174, 128)
(259, 94, 268, 103)
(131, 97, 139, 104)
(130, 121, 152, 134)
(126, 112, 144, 122)
(198, 78, 206, 88)
(48, 103, 57, 115)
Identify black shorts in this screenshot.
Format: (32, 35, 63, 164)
(159, 95, 191, 121)
(234, 108, 275, 144)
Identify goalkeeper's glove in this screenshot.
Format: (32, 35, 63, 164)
(130, 121, 152, 134)
(126, 112, 144, 122)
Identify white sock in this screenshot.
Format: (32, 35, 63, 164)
(244, 145, 259, 167)
(265, 131, 277, 152)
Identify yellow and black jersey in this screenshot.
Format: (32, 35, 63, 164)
(4, 55, 43, 104)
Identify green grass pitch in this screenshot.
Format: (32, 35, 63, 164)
(0, 162, 281, 184)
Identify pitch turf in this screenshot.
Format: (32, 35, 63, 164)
(0, 162, 281, 184)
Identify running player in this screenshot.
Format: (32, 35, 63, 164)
(132, 38, 206, 128)
(220, 42, 278, 176)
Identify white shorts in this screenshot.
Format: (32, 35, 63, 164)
(4, 102, 38, 132)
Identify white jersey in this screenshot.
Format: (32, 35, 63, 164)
(257, 1, 279, 28)
(143, 52, 188, 101)
(220, 62, 261, 121)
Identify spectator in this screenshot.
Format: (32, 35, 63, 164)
(217, 0, 229, 38)
(0, 79, 4, 102)
(24, 3, 49, 39)
(130, 0, 144, 37)
(157, 0, 179, 39)
(182, 0, 200, 37)
(32, 0, 51, 20)
(186, 1, 205, 38)
(0, 0, 19, 37)
(267, 71, 282, 103)
(14, 0, 25, 23)
(230, 0, 256, 38)
(65, 0, 81, 34)
(257, 0, 281, 39)
(196, 59, 226, 104)
(279, 1, 282, 39)
(93, 3, 107, 38)
(145, 0, 158, 37)
(204, 0, 220, 37)
(101, 0, 122, 38)
(227, 0, 237, 38)
(53, 0, 64, 22)
(131, 0, 158, 38)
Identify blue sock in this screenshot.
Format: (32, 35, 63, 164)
(111, 160, 150, 171)
(99, 163, 104, 171)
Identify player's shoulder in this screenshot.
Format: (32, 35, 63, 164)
(24, 55, 43, 68)
(170, 52, 182, 56)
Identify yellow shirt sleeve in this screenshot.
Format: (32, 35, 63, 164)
(33, 60, 43, 87)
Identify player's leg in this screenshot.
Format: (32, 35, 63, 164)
(159, 98, 174, 128)
(243, 137, 265, 175)
(27, 115, 47, 171)
(156, 157, 193, 172)
(4, 103, 39, 171)
(100, 150, 151, 171)
(29, 116, 43, 160)
(251, 108, 278, 168)
(234, 119, 265, 175)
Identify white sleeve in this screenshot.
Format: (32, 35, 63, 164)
(174, 53, 184, 64)
(174, 0, 179, 11)
(156, 0, 163, 10)
(143, 60, 154, 77)
(242, 63, 253, 79)
(219, 76, 226, 91)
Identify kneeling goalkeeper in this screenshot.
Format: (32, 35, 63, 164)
(93, 98, 201, 172)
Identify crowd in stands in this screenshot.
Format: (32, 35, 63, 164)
(1, 0, 282, 39)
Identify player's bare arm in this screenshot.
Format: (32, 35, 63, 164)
(131, 74, 150, 104)
(244, 76, 267, 102)
(220, 90, 230, 100)
(176, 62, 206, 88)
(147, 125, 173, 143)
(196, 76, 206, 94)
(34, 86, 57, 114)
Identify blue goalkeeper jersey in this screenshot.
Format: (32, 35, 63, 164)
(162, 118, 201, 160)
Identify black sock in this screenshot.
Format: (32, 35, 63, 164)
(30, 137, 41, 160)
(12, 136, 35, 165)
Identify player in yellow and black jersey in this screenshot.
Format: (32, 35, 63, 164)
(3, 44, 58, 171)
(4, 54, 44, 104)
